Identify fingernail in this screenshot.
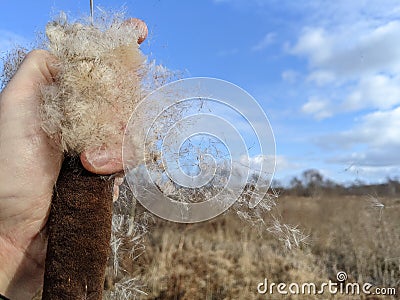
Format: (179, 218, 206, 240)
(123, 18, 148, 44)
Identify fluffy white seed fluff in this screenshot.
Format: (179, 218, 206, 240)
(40, 14, 145, 153)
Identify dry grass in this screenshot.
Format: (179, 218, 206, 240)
(107, 194, 400, 299)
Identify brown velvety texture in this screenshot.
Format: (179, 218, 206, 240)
(42, 158, 113, 300)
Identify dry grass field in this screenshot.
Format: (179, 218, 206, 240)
(121, 194, 400, 299)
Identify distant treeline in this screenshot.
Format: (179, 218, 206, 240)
(272, 169, 400, 197)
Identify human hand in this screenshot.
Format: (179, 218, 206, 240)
(0, 49, 63, 299)
(0, 19, 147, 299)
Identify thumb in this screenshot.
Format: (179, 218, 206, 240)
(80, 144, 123, 175)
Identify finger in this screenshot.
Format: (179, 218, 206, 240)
(123, 18, 148, 44)
(0, 49, 59, 143)
(0, 50, 59, 132)
(80, 145, 123, 175)
(2, 50, 58, 96)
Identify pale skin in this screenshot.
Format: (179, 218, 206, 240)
(0, 19, 147, 299)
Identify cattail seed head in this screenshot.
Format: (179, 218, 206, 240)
(40, 13, 146, 153)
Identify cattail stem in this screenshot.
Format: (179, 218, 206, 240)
(42, 157, 113, 300)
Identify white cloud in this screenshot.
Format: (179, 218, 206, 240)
(252, 32, 276, 51)
(291, 21, 400, 78)
(236, 154, 300, 178)
(333, 107, 400, 147)
(301, 96, 333, 120)
(290, 27, 332, 66)
(274, 155, 301, 172)
(230, 154, 275, 185)
(281, 70, 299, 83)
(343, 74, 400, 111)
(327, 21, 400, 77)
(320, 107, 400, 167)
(289, 18, 400, 118)
(332, 149, 400, 167)
(306, 69, 400, 118)
(306, 70, 335, 86)
(347, 165, 399, 181)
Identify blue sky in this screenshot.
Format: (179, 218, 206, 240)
(1, 0, 400, 185)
